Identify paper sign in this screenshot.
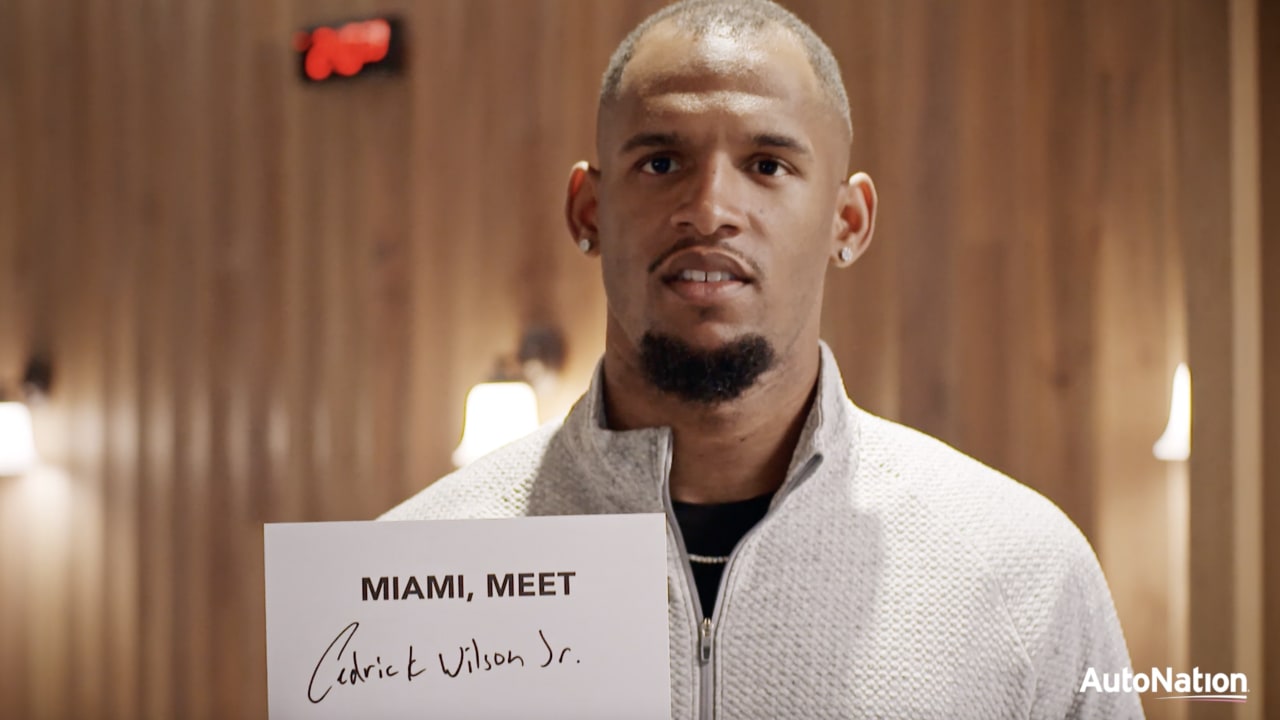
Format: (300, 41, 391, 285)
(264, 514, 671, 719)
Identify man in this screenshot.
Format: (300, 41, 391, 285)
(385, 0, 1143, 717)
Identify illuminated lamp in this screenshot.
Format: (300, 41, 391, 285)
(452, 328, 565, 468)
(451, 382, 540, 468)
(1153, 363, 1191, 461)
(0, 402, 36, 477)
(0, 356, 52, 477)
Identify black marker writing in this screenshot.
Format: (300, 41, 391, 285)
(538, 629, 575, 668)
(306, 623, 580, 703)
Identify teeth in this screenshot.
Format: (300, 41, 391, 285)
(677, 270, 736, 282)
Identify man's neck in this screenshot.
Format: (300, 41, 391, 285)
(602, 339, 820, 504)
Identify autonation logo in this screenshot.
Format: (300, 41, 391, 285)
(1081, 667, 1248, 703)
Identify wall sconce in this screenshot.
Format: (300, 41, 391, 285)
(452, 328, 565, 468)
(1153, 363, 1191, 461)
(0, 356, 52, 477)
(0, 401, 36, 477)
(452, 382, 539, 467)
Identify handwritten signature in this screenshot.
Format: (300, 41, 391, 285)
(308, 622, 577, 704)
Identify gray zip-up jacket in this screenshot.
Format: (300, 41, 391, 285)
(383, 342, 1144, 719)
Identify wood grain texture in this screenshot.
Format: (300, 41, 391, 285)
(1173, 5, 1239, 717)
(0, 1, 1264, 718)
(1259, 0, 1279, 706)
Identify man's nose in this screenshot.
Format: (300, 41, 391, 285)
(669, 158, 746, 237)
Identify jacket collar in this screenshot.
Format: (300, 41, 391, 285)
(555, 340, 858, 507)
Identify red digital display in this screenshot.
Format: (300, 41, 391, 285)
(295, 17, 404, 83)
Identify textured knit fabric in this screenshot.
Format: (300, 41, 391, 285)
(382, 342, 1144, 720)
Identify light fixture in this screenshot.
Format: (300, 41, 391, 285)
(452, 328, 565, 467)
(1153, 363, 1191, 461)
(451, 381, 540, 467)
(0, 356, 51, 477)
(0, 401, 36, 476)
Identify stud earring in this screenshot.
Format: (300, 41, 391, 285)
(838, 247, 854, 264)
(578, 238, 592, 253)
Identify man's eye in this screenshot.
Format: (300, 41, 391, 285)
(640, 156, 679, 175)
(754, 159, 787, 176)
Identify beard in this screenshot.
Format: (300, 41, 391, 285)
(639, 331, 776, 404)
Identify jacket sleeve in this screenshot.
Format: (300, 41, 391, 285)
(1026, 533, 1145, 719)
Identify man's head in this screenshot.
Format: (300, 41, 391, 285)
(566, 0, 876, 404)
(599, 0, 853, 141)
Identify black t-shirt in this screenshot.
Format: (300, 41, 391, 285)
(672, 492, 775, 619)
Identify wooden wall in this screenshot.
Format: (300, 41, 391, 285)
(0, 0, 1264, 718)
(1260, 0, 1280, 707)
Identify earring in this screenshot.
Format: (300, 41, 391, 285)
(838, 247, 854, 264)
(578, 238, 592, 253)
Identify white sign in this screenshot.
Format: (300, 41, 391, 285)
(264, 514, 671, 719)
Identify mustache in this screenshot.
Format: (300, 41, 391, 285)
(645, 237, 762, 278)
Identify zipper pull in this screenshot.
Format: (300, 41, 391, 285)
(699, 617, 713, 664)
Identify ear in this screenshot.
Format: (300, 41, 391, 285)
(831, 172, 877, 267)
(565, 160, 601, 256)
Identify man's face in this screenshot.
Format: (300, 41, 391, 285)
(592, 23, 853, 372)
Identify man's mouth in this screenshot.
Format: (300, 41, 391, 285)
(672, 269, 743, 283)
(662, 267, 751, 304)
(654, 248, 757, 305)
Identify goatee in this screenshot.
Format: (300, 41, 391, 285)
(639, 332, 775, 404)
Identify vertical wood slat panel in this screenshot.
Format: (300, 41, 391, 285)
(0, 1, 1254, 718)
(361, 6, 411, 520)
(1261, 0, 1280, 705)
(453, 0, 514, 442)
(1228, 0, 1266, 716)
(178, 3, 215, 717)
(892, 0, 958, 445)
(815, 0, 900, 421)
(30, 1, 75, 718)
(138, 4, 179, 717)
(404, 0, 464, 497)
(948, 0, 1015, 474)
(96, 1, 143, 716)
(1092, 4, 1183, 716)
(275, 0, 309, 532)
(1173, 6, 1238, 719)
(214, 0, 259, 713)
(0, 0, 29, 711)
(546, 0, 624, 378)
(68, 0, 106, 716)
(203, 0, 235, 714)
(1028, 0, 1102, 539)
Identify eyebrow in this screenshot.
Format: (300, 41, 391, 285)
(752, 133, 810, 156)
(620, 132, 682, 154)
